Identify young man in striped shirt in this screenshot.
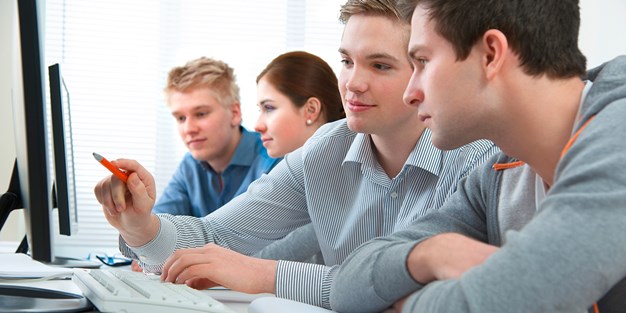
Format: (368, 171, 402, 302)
(93, 0, 498, 309)
(330, 0, 626, 312)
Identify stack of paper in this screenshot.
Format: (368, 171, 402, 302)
(0, 253, 73, 279)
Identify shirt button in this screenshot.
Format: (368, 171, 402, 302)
(139, 255, 148, 262)
(390, 192, 398, 199)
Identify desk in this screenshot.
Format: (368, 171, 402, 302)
(1, 278, 275, 313)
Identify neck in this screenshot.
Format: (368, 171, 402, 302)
(495, 76, 586, 186)
(371, 122, 427, 178)
(208, 127, 242, 173)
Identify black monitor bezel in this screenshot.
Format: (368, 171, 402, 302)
(16, 0, 54, 263)
(49, 63, 77, 236)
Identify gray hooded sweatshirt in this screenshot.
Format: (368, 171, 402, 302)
(330, 56, 626, 313)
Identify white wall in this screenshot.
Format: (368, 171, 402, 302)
(579, 0, 626, 68)
(0, 1, 625, 242)
(0, 0, 24, 243)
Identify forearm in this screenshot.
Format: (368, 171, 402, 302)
(330, 237, 423, 313)
(120, 214, 218, 273)
(400, 210, 626, 312)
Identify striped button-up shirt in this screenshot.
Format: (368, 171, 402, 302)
(123, 119, 498, 309)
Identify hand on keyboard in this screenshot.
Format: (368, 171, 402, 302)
(161, 243, 278, 295)
(73, 268, 235, 313)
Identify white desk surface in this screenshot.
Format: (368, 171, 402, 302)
(1, 278, 275, 313)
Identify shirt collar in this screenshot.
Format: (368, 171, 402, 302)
(343, 128, 442, 177)
(229, 126, 263, 167)
(198, 126, 262, 170)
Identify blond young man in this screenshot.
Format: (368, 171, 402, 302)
(153, 57, 279, 217)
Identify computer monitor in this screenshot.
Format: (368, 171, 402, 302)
(1, 0, 90, 267)
(9, 0, 54, 264)
(49, 63, 79, 237)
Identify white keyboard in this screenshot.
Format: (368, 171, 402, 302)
(72, 268, 235, 313)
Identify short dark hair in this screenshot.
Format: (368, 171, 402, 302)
(398, 0, 586, 78)
(257, 51, 345, 123)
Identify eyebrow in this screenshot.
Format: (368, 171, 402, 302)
(258, 99, 273, 106)
(171, 105, 211, 116)
(338, 48, 400, 62)
(408, 45, 425, 60)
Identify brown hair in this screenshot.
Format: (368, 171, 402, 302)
(397, 0, 586, 78)
(257, 51, 345, 122)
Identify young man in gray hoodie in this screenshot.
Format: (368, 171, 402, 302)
(330, 0, 626, 312)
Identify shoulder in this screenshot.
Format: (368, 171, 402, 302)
(453, 139, 499, 157)
(308, 118, 355, 142)
(301, 119, 356, 152)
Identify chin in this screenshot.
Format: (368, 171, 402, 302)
(267, 150, 281, 158)
(345, 118, 369, 133)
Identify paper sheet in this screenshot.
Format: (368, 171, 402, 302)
(0, 253, 73, 279)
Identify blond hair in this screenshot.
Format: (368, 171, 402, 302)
(164, 57, 240, 107)
(339, 0, 403, 24)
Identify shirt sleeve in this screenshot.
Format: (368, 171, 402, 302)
(254, 223, 323, 263)
(274, 261, 336, 309)
(119, 148, 312, 272)
(399, 104, 626, 312)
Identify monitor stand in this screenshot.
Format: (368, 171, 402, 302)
(0, 284, 93, 313)
(49, 256, 102, 269)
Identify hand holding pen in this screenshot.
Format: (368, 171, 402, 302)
(92, 154, 159, 247)
(93, 152, 129, 183)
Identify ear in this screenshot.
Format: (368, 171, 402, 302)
(480, 29, 509, 80)
(230, 102, 242, 126)
(303, 97, 322, 123)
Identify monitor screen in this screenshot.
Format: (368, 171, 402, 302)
(8, 0, 85, 266)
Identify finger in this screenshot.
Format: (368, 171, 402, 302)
(161, 248, 195, 282)
(96, 178, 119, 216)
(165, 252, 209, 284)
(113, 159, 157, 200)
(109, 175, 128, 212)
(186, 277, 218, 290)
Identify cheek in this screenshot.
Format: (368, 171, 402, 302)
(337, 76, 348, 97)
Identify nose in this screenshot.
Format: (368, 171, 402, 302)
(341, 67, 367, 94)
(182, 118, 199, 134)
(403, 76, 424, 107)
(254, 114, 266, 133)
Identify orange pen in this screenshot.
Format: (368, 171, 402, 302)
(92, 152, 129, 183)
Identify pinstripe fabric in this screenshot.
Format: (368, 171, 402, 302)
(122, 119, 498, 308)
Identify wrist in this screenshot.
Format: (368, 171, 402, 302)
(122, 214, 160, 247)
(260, 259, 278, 294)
(407, 237, 436, 284)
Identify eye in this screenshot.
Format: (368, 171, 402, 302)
(373, 63, 391, 71)
(174, 115, 186, 123)
(340, 58, 353, 67)
(415, 57, 428, 67)
(195, 111, 208, 118)
(262, 104, 276, 113)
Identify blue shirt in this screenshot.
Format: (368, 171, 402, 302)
(124, 119, 499, 308)
(152, 127, 280, 217)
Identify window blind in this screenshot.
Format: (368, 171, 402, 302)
(44, 0, 344, 258)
